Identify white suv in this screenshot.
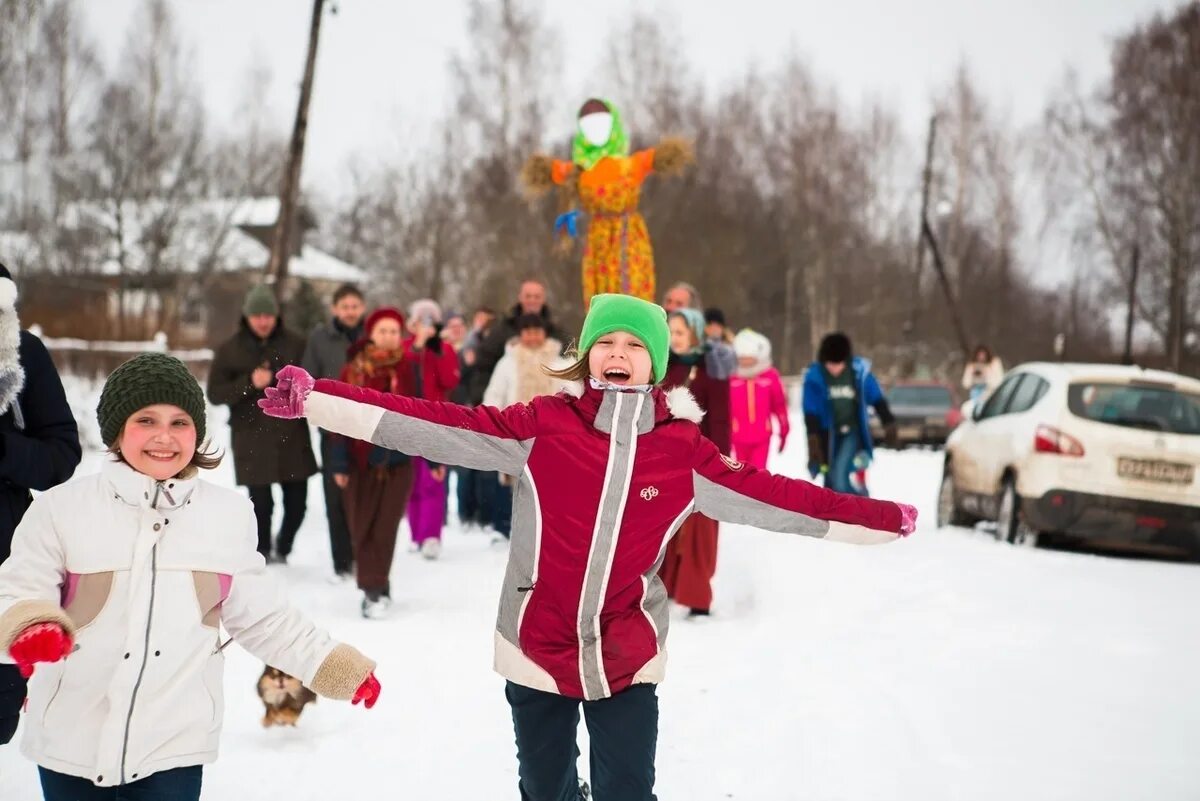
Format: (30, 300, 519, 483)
(938, 362, 1200, 558)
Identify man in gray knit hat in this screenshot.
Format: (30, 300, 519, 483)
(207, 284, 316, 562)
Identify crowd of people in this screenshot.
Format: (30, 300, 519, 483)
(0, 265, 926, 800)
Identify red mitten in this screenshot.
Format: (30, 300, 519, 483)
(351, 671, 381, 709)
(897, 503, 919, 537)
(9, 623, 73, 678)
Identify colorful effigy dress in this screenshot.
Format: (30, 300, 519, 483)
(523, 98, 692, 306)
(550, 150, 658, 302)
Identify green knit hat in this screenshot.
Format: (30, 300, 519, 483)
(243, 283, 279, 317)
(578, 294, 670, 383)
(97, 353, 207, 447)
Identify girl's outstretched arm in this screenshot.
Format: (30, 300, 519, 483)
(221, 507, 375, 702)
(689, 433, 917, 544)
(260, 366, 539, 475)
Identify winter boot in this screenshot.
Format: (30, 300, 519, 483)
(420, 538, 442, 560)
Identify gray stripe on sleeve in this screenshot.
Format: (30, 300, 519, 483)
(373, 409, 533, 475)
(692, 472, 830, 538)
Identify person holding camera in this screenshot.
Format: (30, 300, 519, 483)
(961, 345, 1005, 402)
(404, 299, 461, 560)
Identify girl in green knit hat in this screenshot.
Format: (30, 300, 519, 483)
(262, 292, 918, 800)
(0, 352, 381, 800)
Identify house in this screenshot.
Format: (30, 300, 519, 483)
(3, 197, 366, 346)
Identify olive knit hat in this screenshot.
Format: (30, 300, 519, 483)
(242, 283, 279, 317)
(97, 353, 207, 447)
(578, 294, 670, 383)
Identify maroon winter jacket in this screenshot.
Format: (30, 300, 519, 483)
(304, 378, 908, 701)
(663, 357, 731, 455)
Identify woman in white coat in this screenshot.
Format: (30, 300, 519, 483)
(0, 353, 380, 800)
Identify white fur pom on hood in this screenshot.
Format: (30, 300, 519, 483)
(0, 277, 17, 308)
(664, 386, 705, 424)
(0, 276, 24, 428)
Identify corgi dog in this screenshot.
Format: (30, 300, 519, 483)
(257, 665, 317, 727)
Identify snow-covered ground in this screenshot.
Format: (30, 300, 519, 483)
(2, 391, 1198, 800)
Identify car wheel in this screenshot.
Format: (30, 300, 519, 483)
(936, 469, 972, 528)
(997, 477, 1039, 547)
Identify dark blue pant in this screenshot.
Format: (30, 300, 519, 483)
(455, 466, 482, 524)
(247, 480, 308, 558)
(0, 663, 25, 745)
(39, 766, 203, 801)
(507, 681, 658, 801)
(493, 477, 513, 538)
(827, 433, 868, 496)
(320, 431, 354, 573)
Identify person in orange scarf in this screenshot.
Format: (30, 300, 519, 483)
(332, 307, 416, 619)
(522, 98, 692, 304)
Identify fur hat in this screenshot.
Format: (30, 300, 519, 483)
(97, 353, 207, 447)
(734, 328, 772, 377)
(817, 332, 853, 364)
(578, 294, 670, 383)
(408, 298, 442, 326)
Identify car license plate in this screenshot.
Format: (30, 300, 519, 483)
(1117, 458, 1195, 485)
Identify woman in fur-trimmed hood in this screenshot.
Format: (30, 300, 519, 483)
(0, 263, 81, 747)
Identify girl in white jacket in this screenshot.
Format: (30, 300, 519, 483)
(0, 353, 379, 800)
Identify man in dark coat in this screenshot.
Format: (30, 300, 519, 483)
(208, 284, 317, 562)
(301, 283, 364, 579)
(0, 263, 82, 746)
(469, 280, 565, 406)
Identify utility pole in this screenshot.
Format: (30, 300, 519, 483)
(267, 0, 327, 300)
(906, 115, 937, 343)
(1122, 241, 1140, 365)
(908, 113, 971, 361)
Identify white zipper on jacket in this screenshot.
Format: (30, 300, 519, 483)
(119, 480, 164, 784)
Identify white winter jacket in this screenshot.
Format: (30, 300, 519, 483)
(482, 339, 570, 409)
(0, 459, 374, 787)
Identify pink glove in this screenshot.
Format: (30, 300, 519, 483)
(897, 503, 919, 537)
(9, 622, 73, 678)
(352, 671, 381, 709)
(257, 365, 314, 419)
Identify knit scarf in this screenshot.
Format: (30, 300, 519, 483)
(343, 344, 407, 469)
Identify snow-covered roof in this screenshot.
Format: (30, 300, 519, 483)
(57, 197, 364, 284)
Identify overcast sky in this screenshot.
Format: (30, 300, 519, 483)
(81, 0, 1178, 198)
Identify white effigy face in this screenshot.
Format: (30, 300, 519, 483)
(579, 112, 614, 146)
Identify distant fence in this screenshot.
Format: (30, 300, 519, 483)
(31, 327, 214, 380)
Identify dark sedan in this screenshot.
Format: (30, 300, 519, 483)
(870, 382, 962, 448)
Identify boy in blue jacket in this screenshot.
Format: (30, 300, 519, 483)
(802, 332, 896, 495)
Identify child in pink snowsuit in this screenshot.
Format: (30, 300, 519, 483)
(730, 329, 790, 470)
(403, 299, 460, 560)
